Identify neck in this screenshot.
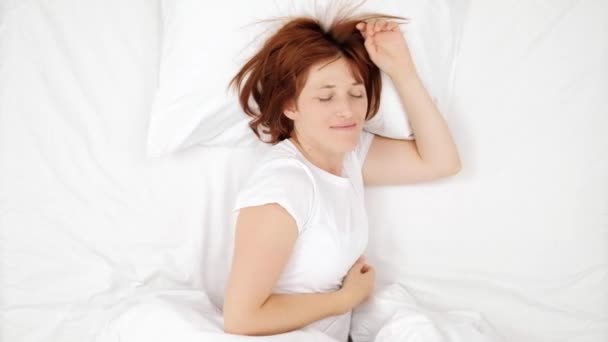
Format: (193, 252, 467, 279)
(289, 134, 344, 176)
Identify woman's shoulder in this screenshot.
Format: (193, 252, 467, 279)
(250, 140, 314, 185)
(255, 139, 308, 169)
(235, 140, 317, 230)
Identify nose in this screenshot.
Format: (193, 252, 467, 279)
(335, 99, 355, 119)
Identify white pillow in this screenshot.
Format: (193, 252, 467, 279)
(147, 0, 467, 157)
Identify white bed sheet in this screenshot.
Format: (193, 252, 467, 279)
(1, 1, 606, 342)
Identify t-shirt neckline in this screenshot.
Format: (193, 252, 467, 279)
(283, 138, 351, 185)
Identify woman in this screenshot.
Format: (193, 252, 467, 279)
(222, 13, 461, 341)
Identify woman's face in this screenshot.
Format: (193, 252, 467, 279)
(286, 57, 368, 155)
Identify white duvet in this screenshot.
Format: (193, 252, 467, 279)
(92, 285, 504, 342)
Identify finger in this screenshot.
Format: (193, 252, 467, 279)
(364, 33, 376, 55)
(387, 22, 399, 31)
(374, 19, 384, 33)
(380, 20, 390, 32)
(366, 19, 375, 38)
(357, 23, 367, 39)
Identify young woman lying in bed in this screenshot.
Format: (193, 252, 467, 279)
(223, 12, 461, 342)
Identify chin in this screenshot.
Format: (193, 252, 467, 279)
(325, 127, 361, 153)
(332, 136, 359, 153)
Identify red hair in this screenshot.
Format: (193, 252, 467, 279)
(230, 14, 403, 144)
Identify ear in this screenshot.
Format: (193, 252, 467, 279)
(282, 100, 298, 120)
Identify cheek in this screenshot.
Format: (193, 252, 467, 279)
(303, 101, 331, 117)
(354, 99, 369, 117)
(296, 102, 331, 126)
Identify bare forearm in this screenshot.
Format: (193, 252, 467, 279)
(224, 290, 348, 336)
(390, 69, 461, 170)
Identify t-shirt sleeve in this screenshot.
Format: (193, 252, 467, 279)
(233, 159, 315, 234)
(354, 129, 376, 167)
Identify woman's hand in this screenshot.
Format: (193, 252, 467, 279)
(338, 256, 375, 311)
(356, 19, 416, 79)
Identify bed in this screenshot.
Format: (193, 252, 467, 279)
(1, 1, 606, 341)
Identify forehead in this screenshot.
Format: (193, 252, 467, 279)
(304, 57, 362, 88)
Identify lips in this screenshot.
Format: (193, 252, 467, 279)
(330, 123, 357, 129)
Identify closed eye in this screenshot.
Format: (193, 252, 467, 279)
(318, 94, 363, 102)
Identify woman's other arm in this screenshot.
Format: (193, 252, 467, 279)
(223, 204, 373, 336)
(357, 20, 461, 186)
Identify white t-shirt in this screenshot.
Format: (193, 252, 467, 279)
(233, 130, 375, 342)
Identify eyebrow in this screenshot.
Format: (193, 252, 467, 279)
(318, 82, 363, 89)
